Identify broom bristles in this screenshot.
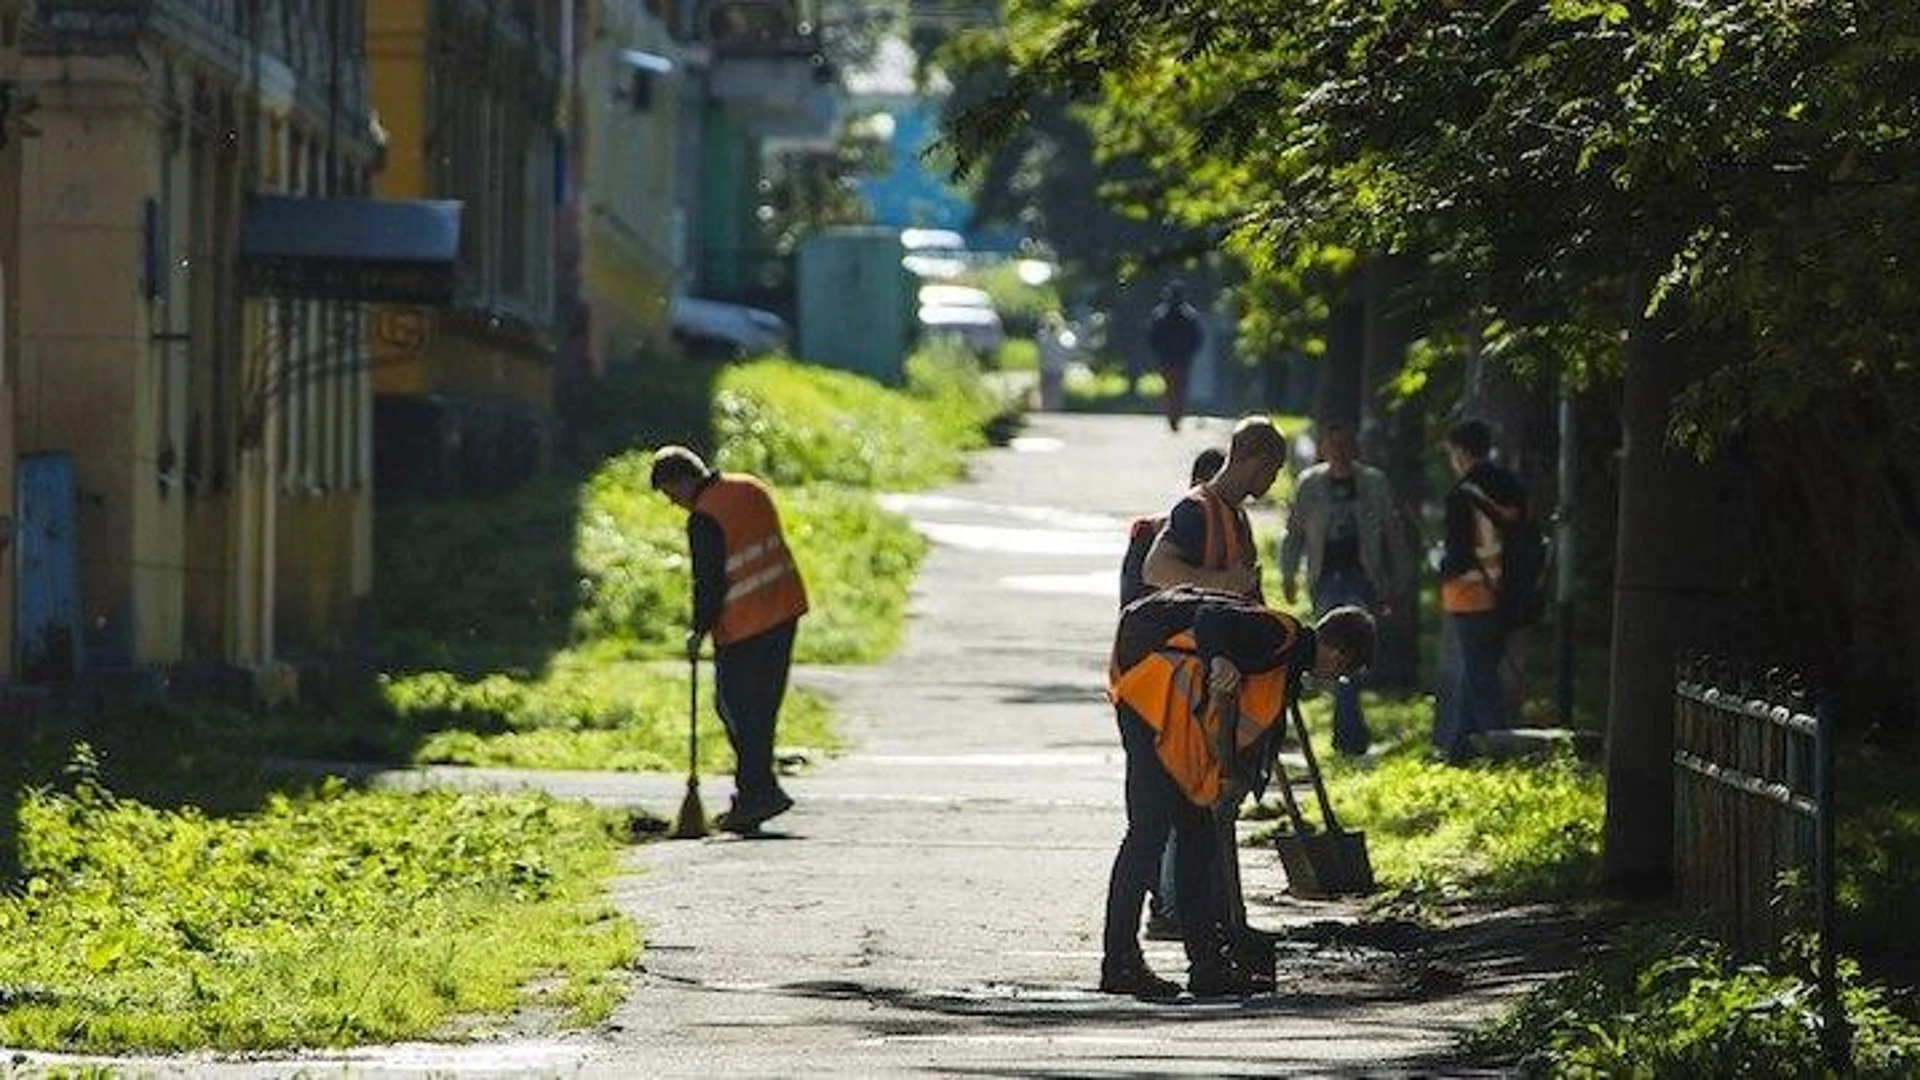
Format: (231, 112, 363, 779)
(670, 777, 707, 839)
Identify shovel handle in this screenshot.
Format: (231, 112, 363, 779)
(1290, 698, 1345, 834)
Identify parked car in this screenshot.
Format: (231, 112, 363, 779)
(670, 295, 791, 357)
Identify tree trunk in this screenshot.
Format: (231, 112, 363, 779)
(1360, 258, 1424, 690)
(1600, 316, 1740, 892)
(1315, 275, 1365, 430)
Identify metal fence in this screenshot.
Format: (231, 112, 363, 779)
(1672, 656, 1843, 1059)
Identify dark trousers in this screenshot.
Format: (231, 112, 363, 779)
(1103, 707, 1225, 976)
(1435, 609, 1506, 761)
(714, 618, 797, 805)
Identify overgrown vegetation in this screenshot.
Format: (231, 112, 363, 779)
(1466, 929, 1920, 1077)
(383, 647, 835, 773)
(371, 351, 1009, 773)
(0, 755, 635, 1052)
(1249, 693, 1605, 916)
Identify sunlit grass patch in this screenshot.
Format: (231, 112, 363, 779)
(1465, 927, 1920, 1077)
(577, 456, 927, 666)
(1251, 692, 1604, 912)
(0, 771, 637, 1052)
(385, 645, 836, 773)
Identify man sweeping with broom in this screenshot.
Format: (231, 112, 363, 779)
(651, 446, 809, 835)
(1100, 585, 1374, 999)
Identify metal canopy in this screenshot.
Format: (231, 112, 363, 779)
(240, 196, 463, 305)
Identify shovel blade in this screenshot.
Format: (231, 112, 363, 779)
(1273, 829, 1375, 898)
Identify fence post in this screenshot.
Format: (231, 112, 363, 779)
(1814, 697, 1848, 1067)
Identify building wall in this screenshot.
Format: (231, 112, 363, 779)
(576, 0, 681, 370)
(12, 2, 378, 671)
(367, 0, 559, 414)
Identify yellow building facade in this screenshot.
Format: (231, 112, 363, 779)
(366, 0, 560, 498)
(2, 2, 380, 674)
(569, 0, 682, 377)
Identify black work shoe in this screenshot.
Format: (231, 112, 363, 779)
(1186, 964, 1245, 999)
(1189, 959, 1270, 999)
(717, 791, 794, 834)
(1099, 961, 1181, 1001)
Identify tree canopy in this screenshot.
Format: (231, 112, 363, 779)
(951, 0, 1920, 448)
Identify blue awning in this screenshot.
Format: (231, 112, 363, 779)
(240, 196, 463, 305)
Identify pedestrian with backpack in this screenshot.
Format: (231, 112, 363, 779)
(1434, 419, 1529, 763)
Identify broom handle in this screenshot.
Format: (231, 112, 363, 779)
(688, 651, 699, 780)
(1290, 698, 1345, 834)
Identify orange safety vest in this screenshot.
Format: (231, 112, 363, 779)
(694, 474, 810, 645)
(1186, 484, 1249, 572)
(1109, 629, 1291, 808)
(1440, 482, 1502, 614)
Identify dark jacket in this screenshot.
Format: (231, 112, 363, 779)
(1440, 460, 1526, 580)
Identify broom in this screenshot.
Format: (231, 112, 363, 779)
(670, 649, 709, 839)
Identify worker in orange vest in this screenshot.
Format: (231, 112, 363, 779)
(1100, 586, 1375, 999)
(1139, 414, 1287, 599)
(652, 446, 810, 834)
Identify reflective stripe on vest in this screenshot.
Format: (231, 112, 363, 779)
(1109, 630, 1289, 807)
(695, 474, 809, 645)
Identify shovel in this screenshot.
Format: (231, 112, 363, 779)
(1270, 698, 1374, 898)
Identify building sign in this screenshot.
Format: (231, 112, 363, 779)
(24, 0, 153, 55)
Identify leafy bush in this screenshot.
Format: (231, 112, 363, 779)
(905, 338, 1024, 449)
(995, 337, 1040, 372)
(953, 261, 1059, 339)
(711, 358, 975, 489)
(1468, 929, 1920, 1077)
(0, 765, 636, 1051)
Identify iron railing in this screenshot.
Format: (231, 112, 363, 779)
(1672, 656, 1845, 1063)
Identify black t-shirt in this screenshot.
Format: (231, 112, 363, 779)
(1163, 494, 1261, 601)
(1322, 474, 1361, 575)
(1113, 586, 1310, 677)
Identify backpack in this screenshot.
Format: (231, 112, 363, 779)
(1463, 484, 1549, 632)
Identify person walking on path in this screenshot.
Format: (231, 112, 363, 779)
(1147, 283, 1204, 431)
(1278, 421, 1410, 757)
(1433, 419, 1527, 763)
(651, 446, 809, 833)
(1140, 415, 1286, 600)
(1101, 586, 1376, 999)
(1037, 310, 1075, 412)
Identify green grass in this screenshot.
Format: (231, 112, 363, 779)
(711, 357, 982, 490)
(382, 646, 836, 773)
(1248, 691, 1605, 915)
(368, 355, 1002, 773)
(0, 765, 637, 1052)
(1465, 927, 1920, 1077)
